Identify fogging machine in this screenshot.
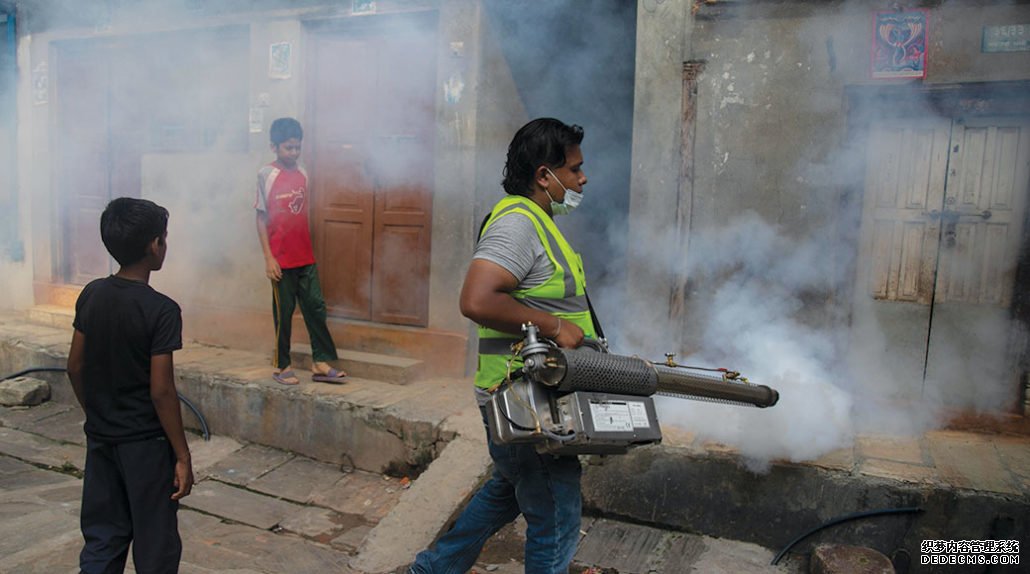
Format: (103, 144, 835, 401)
(486, 323, 780, 455)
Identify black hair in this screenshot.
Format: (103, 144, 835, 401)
(270, 117, 303, 146)
(100, 197, 169, 267)
(502, 118, 584, 196)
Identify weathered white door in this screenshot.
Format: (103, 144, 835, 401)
(924, 118, 1030, 408)
(855, 116, 1030, 410)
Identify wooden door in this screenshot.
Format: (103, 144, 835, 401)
(855, 117, 1030, 408)
(53, 30, 247, 285)
(54, 41, 112, 284)
(924, 118, 1030, 408)
(308, 17, 436, 326)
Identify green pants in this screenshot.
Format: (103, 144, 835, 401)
(271, 264, 338, 369)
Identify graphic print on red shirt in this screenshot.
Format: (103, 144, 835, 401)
(255, 163, 317, 269)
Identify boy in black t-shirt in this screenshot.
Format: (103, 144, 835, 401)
(67, 197, 194, 574)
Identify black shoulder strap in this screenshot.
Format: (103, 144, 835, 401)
(584, 289, 606, 340)
(476, 212, 491, 243)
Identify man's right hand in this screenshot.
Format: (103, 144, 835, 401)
(172, 459, 194, 500)
(265, 257, 282, 282)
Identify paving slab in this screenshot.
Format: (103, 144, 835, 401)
(993, 436, 1030, 494)
(278, 506, 359, 542)
(856, 434, 924, 465)
(0, 464, 78, 491)
(331, 523, 373, 553)
(799, 446, 855, 473)
(858, 458, 939, 485)
(310, 469, 404, 523)
(249, 456, 346, 503)
(691, 535, 793, 574)
(0, 526, 82, 574)
(926, 431, 1020, 494)
(188, 433, 245, 478)
(0, 506, 81, 563)
(19, 406, 86, 445)
(574, 518, 691, 573)
(205, 444, 294, 485)
(180, 508, 353, 573)
(0, 402, 74, 428)
(183, 479, 305, 530)
(0, 453, 38, 475)
(0, 426, 85, 470)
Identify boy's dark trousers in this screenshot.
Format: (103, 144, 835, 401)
(80, 436, 181, 574)
(272, 263, 339, 369)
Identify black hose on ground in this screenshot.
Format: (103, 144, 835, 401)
(771, 507, 924, 565)
(2, 366, 211, 441)
(2, 367, 67, 380)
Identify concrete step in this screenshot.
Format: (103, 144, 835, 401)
(25, 306, 423, 386)
(290, 343, 423, 385)
(26, 305, 74, 330)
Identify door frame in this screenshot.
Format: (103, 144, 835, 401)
(845, 81, 1030, 411)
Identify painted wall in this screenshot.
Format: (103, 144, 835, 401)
(627, 0, 1030, 353)
(6, 0, 528, 374)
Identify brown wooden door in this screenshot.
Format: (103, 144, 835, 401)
(308, 17, 436, 326)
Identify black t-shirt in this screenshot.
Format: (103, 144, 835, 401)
(72, 275, 183, 443)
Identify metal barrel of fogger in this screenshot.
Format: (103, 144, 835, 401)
(547, 347, 778, 408)
(652, 364, 778, 408)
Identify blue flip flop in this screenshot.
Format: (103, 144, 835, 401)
(312, 367, 347, 384)
(273, 369, 300, 385)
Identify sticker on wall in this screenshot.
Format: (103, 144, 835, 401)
(871, 9, 928, 79)
(353, 0, 376, 15)
(269, 42, 292, 79)
(32, 61, 48, 106)
(982, 24, 1030, 53)
(444, 73, 464, 105)
(249, 106, 264, 134)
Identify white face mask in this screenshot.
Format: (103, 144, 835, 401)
(544, 167, 583, 216)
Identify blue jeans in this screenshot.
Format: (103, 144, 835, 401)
(410, 406, 582, 574)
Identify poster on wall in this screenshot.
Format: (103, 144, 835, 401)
(353, 0, 376, 15)
(32, 61, 48, 106)
(269, 42, 291, 79)
(872, 10, 928, 79)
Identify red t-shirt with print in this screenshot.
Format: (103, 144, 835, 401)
(254, 163, 316, 270)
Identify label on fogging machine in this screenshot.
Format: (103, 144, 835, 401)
(628, 401, 651, 428)
(590, 400, 651, 432)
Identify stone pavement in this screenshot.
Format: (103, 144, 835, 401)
(1, 309, 1028, 572)
(0, 400, 800, 574)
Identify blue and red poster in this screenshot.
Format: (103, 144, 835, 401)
(872, 10, 928, 79)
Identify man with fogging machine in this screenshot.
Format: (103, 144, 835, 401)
(410, 118, 595, 573)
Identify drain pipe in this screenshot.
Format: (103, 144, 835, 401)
(771, 506, 924, 565)
(2, 367, 211, 441)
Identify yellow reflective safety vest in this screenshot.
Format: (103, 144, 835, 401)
(475, 195, 597, 389)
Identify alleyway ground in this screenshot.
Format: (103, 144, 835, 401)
(0, 308, 1027, 572)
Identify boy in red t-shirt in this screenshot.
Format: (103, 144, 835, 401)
(255, 117, 346, 385)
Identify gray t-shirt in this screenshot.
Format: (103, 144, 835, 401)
(473, 211, 554, 288)
(472, 209, 555, 406)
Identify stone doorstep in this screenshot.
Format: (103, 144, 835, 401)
(290, 344, 423, 386)
(25, 305, 74, 330)
(22, 305, 424, 386)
